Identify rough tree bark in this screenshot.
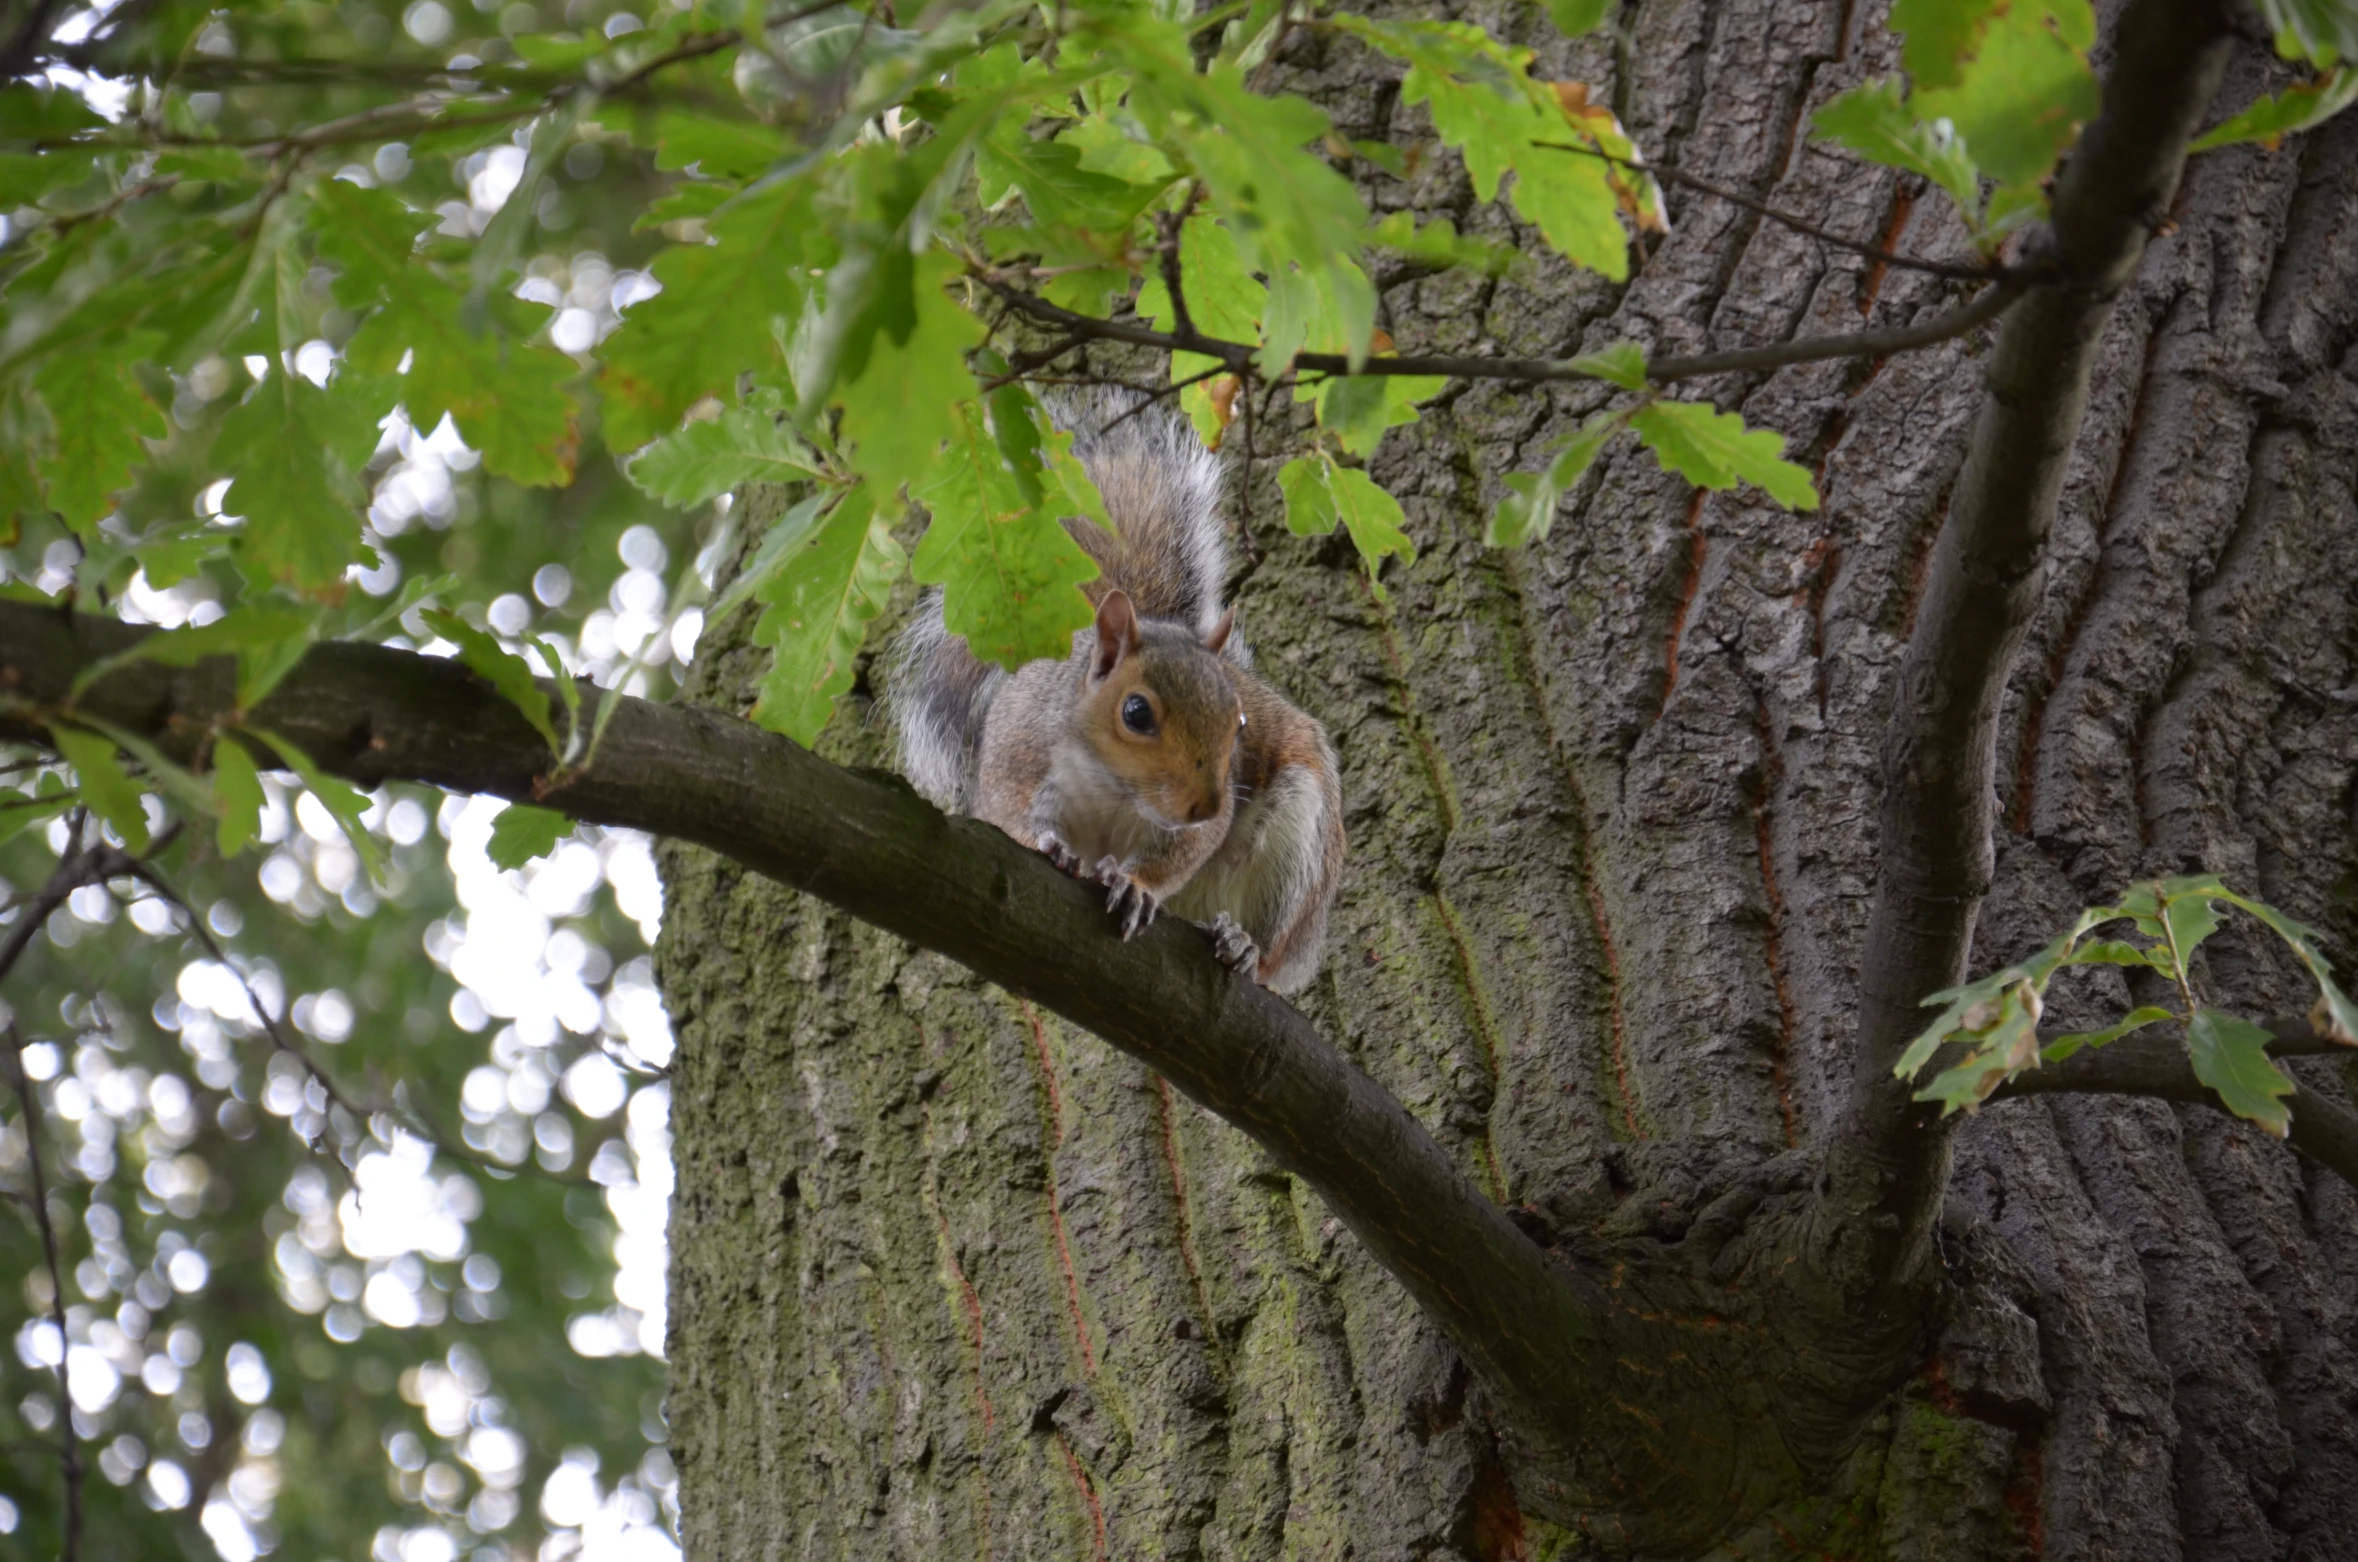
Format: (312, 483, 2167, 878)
(647, 0, 2358, 1556)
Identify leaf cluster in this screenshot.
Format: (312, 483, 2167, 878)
(1894, 875, 2358, 1136)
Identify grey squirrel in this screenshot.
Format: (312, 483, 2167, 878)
(886, 395, 1345, 994)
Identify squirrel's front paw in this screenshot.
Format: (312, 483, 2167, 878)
(1201, 912, 1261, 978)
(1036, 830, 1089, 880)
(1101, 865, 1162, 939)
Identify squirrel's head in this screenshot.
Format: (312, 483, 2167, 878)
(1080, 590, 1241, 830)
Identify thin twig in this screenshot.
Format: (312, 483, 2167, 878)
(7, 1022, 81, 1562)
(981, 269, 2026, 389)
(1094, 360, 1232, 435)
(1643, 283, 2023, 381)
(121, 864, 597, 1188)
(1533, 139, 2024, 285)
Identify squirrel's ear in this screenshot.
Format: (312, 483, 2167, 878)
(1091, 590, 1140, 681)
(1202, 606, 1235, 655)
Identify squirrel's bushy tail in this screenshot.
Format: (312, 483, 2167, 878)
(884, 390, 1232, 809)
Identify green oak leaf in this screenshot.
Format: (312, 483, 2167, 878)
(1912, 3, 2099, 190)
(1629, 401, 1818, 509)
(976, 126, 1162, 229)
(1328, 463, 1416, 572)
(310, 179, 581, 487)
(654, 111, 792, 180)
(210, 735, 266, 857)
(248, 727, 387, 885)
(49, 722, 150, 852)
(486, 803, 572, 870)
(1813, 80, 1982, 220)
(213, 369, 377, 596)
(2193, 68, 2358, 151)
(1279, 455, 1338, 539)
(597, 175, 815, 451)
(1546, 0, 1615, 36)
(834, 251, 985, 501)
(1889, 0, 2003, 90)
(1570, 343, 1649, 390)
(31, 342, 167, 537)
(2186, 1008, 2295, 1137)
(911, 403, 1100, 672)
(1136, 214, 1266, 439)
(625, 409, 827, 509)
(2262, 0, 2358, 66)
(751, 486, 908, 744)
(2041, 1006, 2175, 1064)
(1488, 414, 1620, 547)
(420, 609, 562, 757)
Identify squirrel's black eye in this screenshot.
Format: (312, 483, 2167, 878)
(1121, 693, 1155, 734)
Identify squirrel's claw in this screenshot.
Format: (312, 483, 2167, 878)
(1036, 830, 1089, 880)
(1202, 912, 1261, 978)
(1102, 866, 1161, 939)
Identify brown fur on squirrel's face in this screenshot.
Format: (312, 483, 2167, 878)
(1079, 590, 1241, 830)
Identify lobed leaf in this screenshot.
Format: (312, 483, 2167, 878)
(597, 176, 816, 452)
(49, 722, 150, 852)
(1813, 80, 1982, 221)
(210, 736, 266, 858)
(1487, 414, 1620, 548)
(248, 726, 388, 886)
(486, 803, 572, 870)
(1629, 401, 1818, 510)
(752, 486, 908, 744)
(2192, 68, 2358, 152)
(626, 409, 827, 509)
(31, 341, 168, 537)
(311, 180, 582, 487)
(419, 609, 563, 758)
(912, 403, 1100, 673)
(2186, 1008, 2295, 1137)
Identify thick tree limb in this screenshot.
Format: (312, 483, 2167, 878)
(1839, 0, 2240, 1265)
(0, 601, 1705, 1516)
(1989, 1031, 2358, 1185)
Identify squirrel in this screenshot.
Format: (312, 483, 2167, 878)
(885, 393, 1345, 995)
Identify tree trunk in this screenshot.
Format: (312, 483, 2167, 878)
(656, 2, 2358, 1556)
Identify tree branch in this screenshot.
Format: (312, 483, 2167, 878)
(1838, 0, 2241, 1267)
(1989, 1031, 2358, 1186)
(982, 270, 2024, 389)
(0, 600, 1676, 1509)
(1531, 139, 2021, 285)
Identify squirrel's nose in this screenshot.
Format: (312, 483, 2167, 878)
(1187, 796, 1219, 824)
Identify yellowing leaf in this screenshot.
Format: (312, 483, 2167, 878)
(1912, 4, 2099, 190)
